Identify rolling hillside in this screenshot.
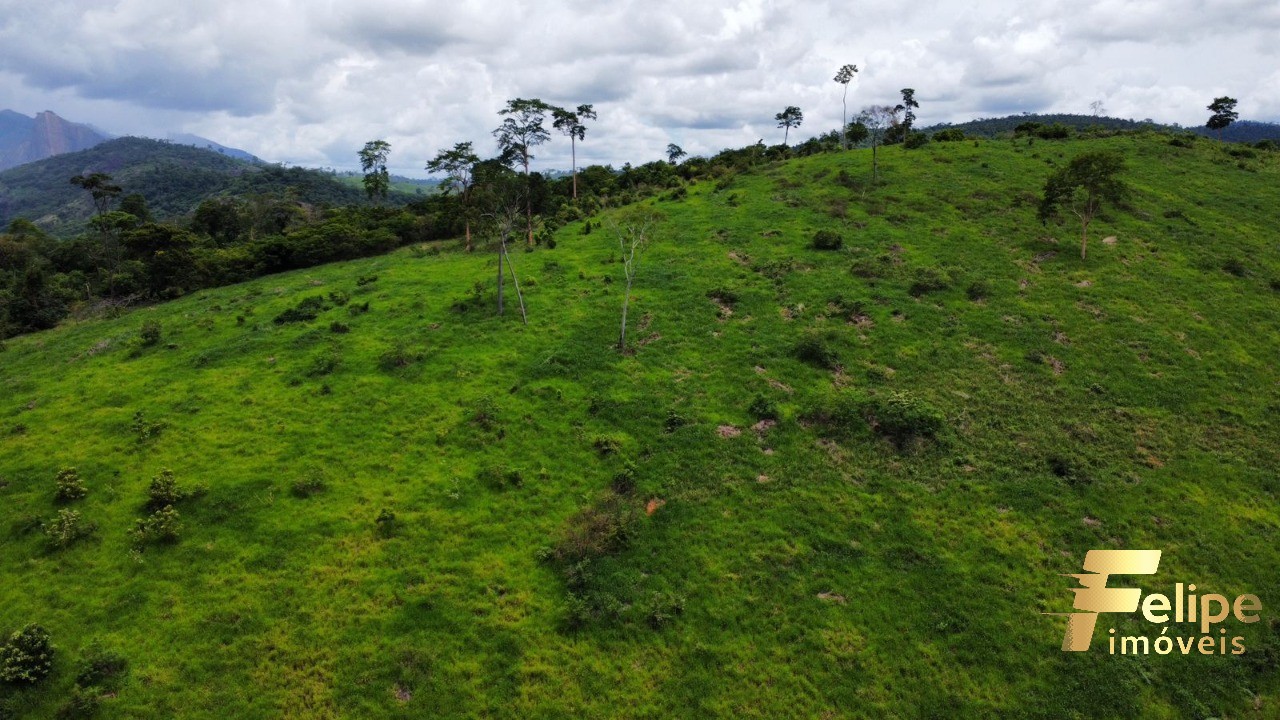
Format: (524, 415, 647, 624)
(1, 133, 1278, 718)
(0, 137, 388, 236)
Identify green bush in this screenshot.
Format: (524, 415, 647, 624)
(0, 624, 54, 684)
(139, 320, 162, 347)
(966, 279, 992, 301)
(932, 128, 966, 142)
(865, 391, 945, 445)
(132, 506, 181, 546)
(478, 463, 524, 490)
(290, 477, 327, 498)
(55, 686, 100, 719)
(273, 295, 330, 324)
(55, 467, 88, 503)
(903, 132, 930, 149)
(794, 332, 840, 369)
(909, 267, 951, 296)
(748, 394, 780, 421)
(811, 230, 843, 250)
(546, 493, 639, 567)
(43, 509, 95, 550)
(375, 508, 396, 538)
(146, 469, 185, 509)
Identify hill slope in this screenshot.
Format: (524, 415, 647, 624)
(0, 137, 382, 235)
(1, 134, 1278, 718)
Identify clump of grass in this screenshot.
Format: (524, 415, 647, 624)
(864, 391, 945, 446)
(375, 508, 396, 538)
(908, 266, 952, 297)
(966, 279, 992, 301)
(478, 463, 524, 490)
(139, 320, 162, 347)
(131, 410, 164, 443)
(748, 394, 780, 421)
(379, 342, 423, 372)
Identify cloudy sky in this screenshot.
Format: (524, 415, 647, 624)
(1, 0, 1278, 176)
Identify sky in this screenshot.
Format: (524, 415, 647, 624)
(1, 0, 1278, 177)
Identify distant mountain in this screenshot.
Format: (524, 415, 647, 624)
(166, 132, 262, 163)
(924, 113, 1280, 143)
(0, 136, 396, 235)
(0, 110, 109, 171)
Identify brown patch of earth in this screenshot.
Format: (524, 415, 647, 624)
(646, 498, 666, 515)
(817, 592, 847, 604)
(717, 425, 742, 438)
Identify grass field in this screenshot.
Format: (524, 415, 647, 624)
(2, 133, 1278, 718)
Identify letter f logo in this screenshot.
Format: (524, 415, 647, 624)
(1058, 549, 1161, 651)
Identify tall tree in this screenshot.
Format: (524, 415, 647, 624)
(493, 98, 553, 246)
(69, 173, 122, 217)
(551, 104, 597, 200)
(606, 206, 663, 352)
(1206, 96, 1239, 141)
(775, 106, 804, 146)
(858, 105, 898, 184)
(1038, 150, 1127, 260)
(426, 142, 481, 251)
(895, 88, 919, 132)
(833, 64, 859, 149)
(357, 140, 391, 205)
(666, 143, 687, 165)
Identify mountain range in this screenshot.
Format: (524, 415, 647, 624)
(0, 109, 261, 172)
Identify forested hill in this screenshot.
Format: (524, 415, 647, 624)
(926, 113, 1280, 143)
(0, 137, 402, 236)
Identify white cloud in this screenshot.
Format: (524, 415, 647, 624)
(0, 0, 1276, 175)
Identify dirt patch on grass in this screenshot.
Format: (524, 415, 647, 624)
(817, 592, 847, 604)
(646, 498, 666, 515)
(394, 686, 413, 703)
(728, 251, 751, 265)
(1082, 516, 1101, 528)
(751, 419, 777, 436)
(1046, 356, 1066, 375)
(1102, 236, 1117, 245)
(717, 425, 742, 438)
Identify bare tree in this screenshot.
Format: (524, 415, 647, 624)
(475, 163, 529, 322)
(858, 105, 898, 184)
(833, 64, 859, 149)
(605, 207, 663, 351)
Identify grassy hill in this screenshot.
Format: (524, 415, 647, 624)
(0, 138, 398, 236)
(1, 133, 1278, 718)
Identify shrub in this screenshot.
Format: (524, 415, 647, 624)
(146, 469, 187, 509)
(356, 275, 378, 287)
(132, 506, 181, 546)
(546, 493, 639, 567)
(55, 467, 88, 503)
(290, 477, 327, 498)
(0, 624, 54, 684)
(139, 320, 162, 347)
(903, 131, 929, 149)
(1223, 258, 1248, 277)
(966, 279, 992, 301)
(611, 459, 637, 495)
(470, 395, 500, 431)
(748, 394, 780, 421)
(1255, 140, 1278, 152)
(932, 128, 966, 142)
(663, 409, 688, 433)
(592, 435, 623, 456)
(327, 290, 350, 306)
(865, 391, 945, 445)
(375, 508, 396, 538)
(273, 296, 330, 324)
(1048, 454, 1092, 486)
(307, 348, 341, 376)
(329, 321, 350, 334)
(131, 410, 164, 443)
(812, 230, 843, 250)
(794, 332, 840, 369)
(477, 463, 524, 490)
(909, 267, 951, 296)
(43, 510, 95, 550)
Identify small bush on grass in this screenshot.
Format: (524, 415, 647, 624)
(146, 469, 188, 509)
(139, 320, 162, 347)
(43, 510, 95, 550)
(375, 509, 396, 538)
(55, 467, 88, 503)
(794, 332, 840, 369)
(131, 506, 181, 547)
(864, 391, 945, 446)
(748, 394, 780, 421)
(0, 624, 54, 684)
(290, 477, 327, 498)
(74, 642, 128, 691)
(273, 295, 331, 324)
(812, 230, 843, 250)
